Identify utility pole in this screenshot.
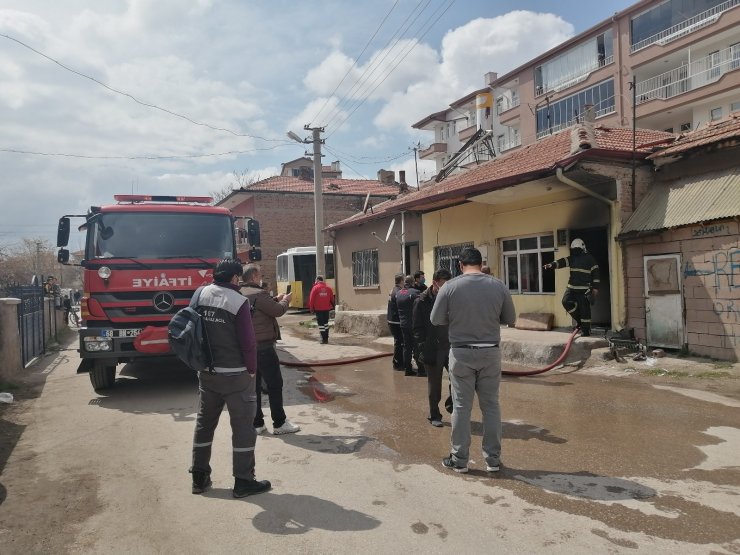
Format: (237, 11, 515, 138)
(35, 240, 42, 282)
(287, 127, 327, 277)
(411, 142, 420, 187)
(629, 75, 637, 211)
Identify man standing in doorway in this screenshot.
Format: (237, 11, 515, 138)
(241, 264, 301, 436)
(190, 258, 271, 498)
(431, 248, 516, 473)
(308, 275, 335, 344)
(543, 238, 600, 336)
(386, 274, 405, 371)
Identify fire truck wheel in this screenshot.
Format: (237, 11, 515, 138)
(90, 363, 116, 391)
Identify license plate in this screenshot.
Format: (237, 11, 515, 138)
(112, 328, 141, 337)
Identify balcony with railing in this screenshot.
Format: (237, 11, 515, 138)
(535, 105, 616, 140)
(458, 124, 478, 142)
(535, 56, 614, 98)
(496, 96, 521, 115)
(630, 0, 739, 53)
(498, 136, 522, 153)
(636, 45, 740, 104)
(419, 142, 448, 160)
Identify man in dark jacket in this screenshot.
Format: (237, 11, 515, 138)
(396, 276, 423, 377)
(241, 264, 300, 436)
(386, 274, 404, 371)
(544, 238, 600, 336)
(190, 258, 270, 498)
(413, 268, 452, 427)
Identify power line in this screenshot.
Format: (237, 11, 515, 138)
(325, 146, 411, 165)
(327, 0, 457, 139)
(309, 0, 400, 125)
(323, 146, 370, 179)
(320, 0, 432, 129)
(0, 142, 293, 160)
(0, 32, 284, 143)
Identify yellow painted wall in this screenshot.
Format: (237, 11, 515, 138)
(421, 190, 625, 329)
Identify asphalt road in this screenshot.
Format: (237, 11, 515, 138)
(0, 328, 739, 554)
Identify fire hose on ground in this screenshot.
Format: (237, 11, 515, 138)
(279, 328, 582, 402)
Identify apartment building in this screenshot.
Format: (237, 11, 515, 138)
(415, 0, 740, 175)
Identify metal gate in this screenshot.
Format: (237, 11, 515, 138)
(6, 285, 45, 366)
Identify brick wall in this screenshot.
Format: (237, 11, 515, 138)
(248, 192, 384, 288)
(624, 218, 739, 360)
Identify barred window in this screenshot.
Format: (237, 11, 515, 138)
(352, 249, 379, 287)
(502, 234, 555, 294)
(434, 242, 474, 278)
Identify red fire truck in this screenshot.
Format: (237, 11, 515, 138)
(56, 195, 260, 392)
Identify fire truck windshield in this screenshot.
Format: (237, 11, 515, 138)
(86, 212, 234, 260)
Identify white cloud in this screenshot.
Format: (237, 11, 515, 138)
(375, 11, 574, 131)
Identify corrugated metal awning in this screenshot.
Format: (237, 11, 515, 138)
(619, 168, 740, 238)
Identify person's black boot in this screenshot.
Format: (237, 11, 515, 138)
(233, 478, 272, 498)
(320, 331, 328, 344)
(191, 471, 212, 494)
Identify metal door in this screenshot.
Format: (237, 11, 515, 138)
(644, 254, 683, 348)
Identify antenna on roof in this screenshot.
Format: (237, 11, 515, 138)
(362, 192, 371, 214)
(385, 218, 396, 243)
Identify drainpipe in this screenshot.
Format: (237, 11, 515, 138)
(401, 211, 406, 275)
(555, 167, 623, 330)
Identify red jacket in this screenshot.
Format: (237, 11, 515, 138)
(308, 281, 335, 312)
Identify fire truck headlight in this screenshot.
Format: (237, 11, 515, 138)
(98, 266, 112, 279)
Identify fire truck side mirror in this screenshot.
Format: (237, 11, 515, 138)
(248, 247, 262, 262)
(247, 219, 261, 247)
(57, 217, 70, 247)
(57, 249, 70, 264)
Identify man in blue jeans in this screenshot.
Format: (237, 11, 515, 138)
(431, 248, 516, 473)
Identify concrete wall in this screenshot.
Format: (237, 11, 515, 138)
(420, 187, 619, 329)
(0, 298, 22, 381)
(624, 219, 739, 361)
(333, 212, 423, 311)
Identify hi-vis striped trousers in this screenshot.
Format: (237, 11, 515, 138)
(315, 310, 330, 343)
(191, 370, 257, 480)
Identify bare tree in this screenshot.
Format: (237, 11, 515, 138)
(0, 239, 82, 290)
(210, 169, 262, 204)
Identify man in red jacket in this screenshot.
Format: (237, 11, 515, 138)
(308, 276, 335, 344)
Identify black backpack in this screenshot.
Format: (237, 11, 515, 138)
(168, 286, 214, 372)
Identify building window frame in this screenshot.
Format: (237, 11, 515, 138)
(351, 249, 379, 287)
(434, 242, 474, 278)
(501, 234, 556, 294)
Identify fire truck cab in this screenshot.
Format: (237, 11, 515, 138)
(57, 195, 259, 391)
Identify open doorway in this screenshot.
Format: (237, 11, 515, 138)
(404, 242, 420, 276)
(569, 226, 611, 328)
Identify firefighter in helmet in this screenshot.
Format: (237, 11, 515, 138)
(543, 238, 600, 336)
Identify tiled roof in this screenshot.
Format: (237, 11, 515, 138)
(327, 123, 674, 231)
(648, 112, 740, 159)
(243, 176, 399, 197)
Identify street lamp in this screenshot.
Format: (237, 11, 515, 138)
(287, 129, 326, 278)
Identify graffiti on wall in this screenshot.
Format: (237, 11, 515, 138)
(691, 224, 728, 238)
(713, 300, 740, 322)
(683, 248, 740, 290)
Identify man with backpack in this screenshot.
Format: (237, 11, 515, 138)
(189, 258, 271, 498)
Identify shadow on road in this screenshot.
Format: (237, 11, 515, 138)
(87, 359, 199, 421)
(467, 420, 568, 444)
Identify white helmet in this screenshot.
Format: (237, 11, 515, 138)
(570, 238, 586, 251)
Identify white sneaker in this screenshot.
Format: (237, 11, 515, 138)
(486, 463, 501, 472)
(255, 425, 267, 435)
(272, 421, 300, 435)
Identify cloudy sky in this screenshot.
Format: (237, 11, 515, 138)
(0, 0, 628, 250)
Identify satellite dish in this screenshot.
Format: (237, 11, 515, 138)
(385, 218, 396, 243)
(362, 192, 371, 214)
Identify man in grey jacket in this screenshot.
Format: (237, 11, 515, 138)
(431, 248, 516, 474)
(241, 264, 300, 436)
